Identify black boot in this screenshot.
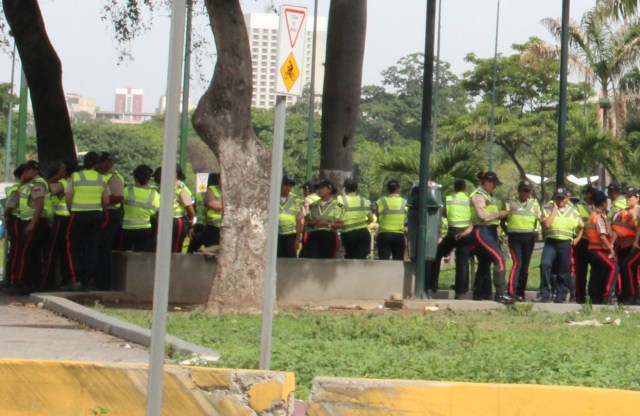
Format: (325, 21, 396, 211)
(494, 270, 515, 305)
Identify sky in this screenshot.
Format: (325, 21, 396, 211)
(0, 0, 596, 113)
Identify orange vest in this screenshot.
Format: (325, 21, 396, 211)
(612, 206, 639, 248)
(586, 211, 611, 250)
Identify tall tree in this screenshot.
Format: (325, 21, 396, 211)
(2, 0, 76, 165)
(192, 0, 271, 313)
(320, 0, 367, 185)
(541, 6, 640, 135)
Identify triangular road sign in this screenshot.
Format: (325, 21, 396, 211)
(284, 7, 306, 49)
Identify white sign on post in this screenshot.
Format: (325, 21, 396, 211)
(275, 5, 307, 97)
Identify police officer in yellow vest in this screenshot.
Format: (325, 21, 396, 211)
(278, 175, 303, 258)
(2, 164, 26, 291)
(337, 179, 373, 259)
(301, 179, 344, 259)
(300, 181, 321, 257)
(536, 186, 583, 303)
(376, 179, 407, 260)
(573, 184, 594, 303)
(121, 165, 160, 252)
(11, 161, 48, 294)
(65, 152, 110, 291)
(607, 181, 627, 220)
(432, 178, 473, 298)
(42, 158, 78, 290)
(470, 171, 514, 304)
(503, 180, 541, 300)
(202, 172, 223, 248)
(154, 166, 196, 253)
(95, 152, 125, 289)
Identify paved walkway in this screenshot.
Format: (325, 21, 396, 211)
(0, 292, 150, 362)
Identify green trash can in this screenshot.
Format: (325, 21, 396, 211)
(407, 183, 443, 261)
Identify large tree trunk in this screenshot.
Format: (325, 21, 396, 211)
(192, 0, 270, 313)
(3, 0, 76, 165)
(320, 0, 366, 186)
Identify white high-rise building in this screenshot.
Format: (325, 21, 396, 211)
(244, 12, 327, 109)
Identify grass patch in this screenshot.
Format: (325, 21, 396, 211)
(95, 305, 640, 399)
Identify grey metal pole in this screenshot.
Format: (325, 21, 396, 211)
(415, 0, 437, 298)
(4, 43, 16, 181)
(146, 1, 186, 415)
(179, 0, 193, 171)
(432, 0, 443, 154)
(556, 0, 570, 188)
(305, 0, 319, 181)
(599, 104, 608, 191)
(488, 0, 500, 170)
(260, 95, 286, 370)
(16, 70, 28, 166)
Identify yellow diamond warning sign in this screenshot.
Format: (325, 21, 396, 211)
(279, 52, 300, 92)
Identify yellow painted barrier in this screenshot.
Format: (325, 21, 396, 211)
(0, 359, 295, 415)
(308, 376, 640, 416)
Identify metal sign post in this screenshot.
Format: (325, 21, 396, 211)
(260, 4, 307, 370)
(146, 1, 186, 414)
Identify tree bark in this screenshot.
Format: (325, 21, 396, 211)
(3, 0, 76, 165)
(320, 0, 367, 186)
(192, 0, 270, 313)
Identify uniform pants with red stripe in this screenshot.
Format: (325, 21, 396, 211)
(620, 248, 640, 303)
(588, 249, 618, 304)
(472, 226, 506, 299)
(96, 209, 123, 290)
(539, 238, 571, 302)
(507, 232, 536, 298)
(573, 238, 590, 303)
(5, 216, 21, 287)
(15, 219, 49, 292)
(42, 215, 70, 290)
(171, 217, 189, 253)
(617, 246, 634, 302)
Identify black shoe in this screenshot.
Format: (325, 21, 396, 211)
(61, 282, 84, 292)
(454, 293, 462, 300)
(534, 296, 551, 303)
(495, 293, 515, 305)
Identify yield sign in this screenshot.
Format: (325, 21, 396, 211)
(284, 7, 306, 49)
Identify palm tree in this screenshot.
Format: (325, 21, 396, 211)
(566, 109, 628, 180)
(373, 141, 483, 195)
(540, 6, 640, 136)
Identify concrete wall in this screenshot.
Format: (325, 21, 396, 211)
(0, 359, 295, 416)
(112, 252, 413, 304)
(307, 377, 640, 415)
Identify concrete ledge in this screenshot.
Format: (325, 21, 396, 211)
(0, 358, 295, 415)
(307, 377, 640, 415)
(30, 293, 219, 360)
(112, 251, 414, 304)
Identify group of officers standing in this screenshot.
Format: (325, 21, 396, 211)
(277, 176, 409, 261)
(5, 154, 630, 305)
(281, 169, 636, 306)
(434, 171, 639, 305)
(2, 152, 224, 295)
